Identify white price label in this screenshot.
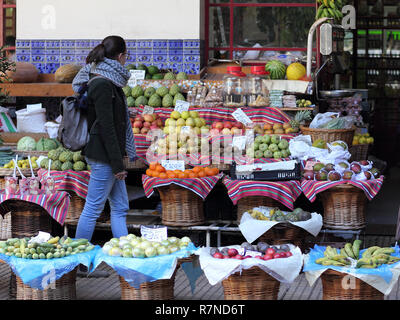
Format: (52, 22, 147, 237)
(245, 250, 262, 258)
(232, 108, 253, 126)
(142, 106, 154, 115)
(232, 136, 247, 150)
(161, 160, 185, 172)
(175, 100, 190, 113)
(128, 70, 146, 87)
(140, 225, 168, 242)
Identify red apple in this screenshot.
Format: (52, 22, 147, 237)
(228, 248, 239, 257)
(223, 255, 231, 259)
(263, 254, 273, 261)
(140, 127, 149, 134)
(156, 119, 163, 127)
(215, 122, 224, 131)
(209, 129, 220, 137)
(150, 124, 159, 130)
(243, 255, 252, 259)
(254, 256, 263, 260)
(213, 252, 223, 259)
(224, 121, 233, 129)
(133, 121, 143, 129)
(266, 248, 275, 256)
(303, 170, 314, 180)
(135, 115, 144, 122)
(285, 252, 293, 257)
(350, 163, 362, 174)
(143, 114, 154, 123)
(143, 121, 151, 129)
(273, 253, 282, 259)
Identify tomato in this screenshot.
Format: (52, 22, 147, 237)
(266, 248, 275, 256)
(263, 254, 273, 261)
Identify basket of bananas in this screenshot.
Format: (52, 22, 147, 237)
(316, 240, 400, 300)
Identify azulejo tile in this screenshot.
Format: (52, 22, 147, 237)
(183, 40, 200, 49)
(31, 40, 45, 49)
(61, 40, 75, 48)
(32, 63, 45, 73)
(168, 55, 183, 63)
(75, 40, 91, 49)
(168, 40, 183, 49)
(167, 63, 183, 73)
(184, 55, 200, 63)
(184, 49, 200, 55)
(154, 63, 167, 70)
(153, 40, 167, 49)
(32, 49, 45, 55)
(153, 49, 167, 55)
(16, 55, 31, 62)
(61, 48, 75, 55)
(75, 55, 87, 64)
(136, 55, 152, 63)
(137, 40, 152, 49)
(45, 48, 60, 55)
(16, 40, 30, 49)
(168, 48, 183, 55)
(46, 55, 60, 63)
(45, 40, 60, 49)
(137, 49, 153, 55)
(45, 63, 60, 73)
(61, 55, 75, 63)
(126, 40, 136, 49)
(75, 48, 91, 56)
(90, 40, 102, 48)
(184, 63, 200, 75)
(126, 54, 136, 63)
(32, 55, 45, 62)
(153, 55, 167, 63)
(16, 48, 31, 55)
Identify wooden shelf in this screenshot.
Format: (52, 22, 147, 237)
(279, 107, 315, 111)
(0, 82, 74, 97)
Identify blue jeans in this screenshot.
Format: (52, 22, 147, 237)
(75, 158, 129, 241)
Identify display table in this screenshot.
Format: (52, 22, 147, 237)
(222, 176, 302, 217)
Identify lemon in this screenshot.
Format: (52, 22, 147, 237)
(359, 137, 367, 144)
(367, 137, 374, 144)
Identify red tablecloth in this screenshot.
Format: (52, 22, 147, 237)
(222, 176, 302, 210)
(142, 173, 224, 200)
(37, 169, 90, 199)
(133, 106, 291, 125)
(0, 191, 70, 225)
(301, 177, 385, 202)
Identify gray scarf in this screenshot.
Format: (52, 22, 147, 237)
(72, 58, 136, 162)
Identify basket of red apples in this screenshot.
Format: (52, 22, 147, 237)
(209, 121, 245, 136)
(131, 113, 164, 135)
(210, 242, 293, 300)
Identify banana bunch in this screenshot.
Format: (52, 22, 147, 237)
(316, 240, 400, 269)
(316, 245, 351, 266)
(356, 246, 400, 269)
(2, 157, 39, 169)
(249, 209, 270, 221)
(316, 0, 344, 22)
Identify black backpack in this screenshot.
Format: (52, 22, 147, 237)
(58, 75, 111, 151)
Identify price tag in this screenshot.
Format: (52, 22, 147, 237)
(175, 100, 190, 113)
(161, 160, 185, 171)
(245, 250, 262, 258)
(304, 161, 317, 171)
(232, 108, 253, 126)
(142, 106, 154, 115)
(232, 136, 247, 150)
(140, 225, 168, 242)
(128, 70, 146, 87)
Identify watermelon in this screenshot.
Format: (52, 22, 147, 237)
(265, 60, 287, 80)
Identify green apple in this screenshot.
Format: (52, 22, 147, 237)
(254, 142, 260, 151)
(181, 111, 190, 120)
(255, 150, 264, 159)
(145, 247, 157, 258)
(168, 246, 179, 254)
(274, 151, 283, 159)
(186, 118, 195, 127)
(255, 136, 264, 144)
(171, 111, 181, 120)
(278, 139, 289, 150)
(262, 135, 271, 144)
(263, 150, 273, 158)
(189, 111, 199, 119)
(157, 246, 170, 256)
(269, 144, 279, 152)
(271, 135, 280, 144)
(176, 118, 186, 126)
(259, 143, 268, 152)
(133, 247, 145, 258)
(194, 118, 203, 128)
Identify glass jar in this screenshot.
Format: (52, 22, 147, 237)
(223, 66, 247, 108)
(247, 66, 270, 107)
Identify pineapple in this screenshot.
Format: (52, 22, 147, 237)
(290, 110, 312, 132)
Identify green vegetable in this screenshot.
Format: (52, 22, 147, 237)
(17, 136, 36, 151)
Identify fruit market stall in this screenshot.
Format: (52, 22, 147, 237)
(0, 234, 99, 300)
(195, 241, 303, 300)
(303, 241, 400, 300)
(94, 234, 197, 300)
(143, 167, 223, 226)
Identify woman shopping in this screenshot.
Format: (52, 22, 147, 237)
(72, 35, 136, 241)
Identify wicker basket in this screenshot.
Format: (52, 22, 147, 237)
(123, 157, 146, 170)
(321, 269, 384, 300)
(0, 168, 39, 177)
(157, 184, 204, 226)
(16, 267, 78, 300)
(0, 211, 12, 240)
(13, 150, 49, 157)
(349, 144, 370, 162)
(2, 200, 53, 238)
(319, 184, 367, 230)
(64, 193, 110, 224)
(119, 269, 177, 300)
(236, 196, 287, 222)
(258, 223, 308, 249)
(222, 266, 280, 300)
(300, 125, 356, 147)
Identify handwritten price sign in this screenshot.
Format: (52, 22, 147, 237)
(161, 160, 185, 172)
(232, 108, 253, 126)
(141, 225, 168, 242)
(175, 100, 190, 113)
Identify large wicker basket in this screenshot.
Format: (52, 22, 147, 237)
(349, 144, 370, 162)
(64, 193, 110, 224)
(157, 184, 204, 226)
(119, 269, 177, 300)
(321, 269, 384, 300)
(319, 184, 367, 230)
(300, 125, 356, 147)
(222, 266, 280, 300)
(236, 196, 287, 223)
(16, 267, 78, 300)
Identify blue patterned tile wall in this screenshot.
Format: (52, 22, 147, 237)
(16, 39, 201, 75)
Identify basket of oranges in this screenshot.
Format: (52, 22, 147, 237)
(146, 163, 220, 226)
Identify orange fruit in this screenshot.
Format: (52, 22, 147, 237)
(167, 172, 177, 179)
(182, 172, 190, 178)
(189, 172, 198, 179)
(198, 171, 206, 178)
(177, 172, 185, 179)
(149, 162, 158, 170)
(159, 172, 167, 179)
(152, 171, 160, 178)
(156, 164, 166, 173)
(192, 166, 202, 174)
(212, 168, 219, 176)
(146, 169, 153, 177)
(174, 170, 183, 176)
(204, 167, 214, 176)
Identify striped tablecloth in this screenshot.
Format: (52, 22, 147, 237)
(301, 177, 385, 203)
(133, 134, 152, 162)
(37, 169, 90, 199)
(142, 173, 224, 200)
(222, 176, 302, 210)
(0, 191, 70, 225)
(133, 106, 291, 124)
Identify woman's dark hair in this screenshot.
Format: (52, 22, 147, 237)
(86, 35, 126, 64)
